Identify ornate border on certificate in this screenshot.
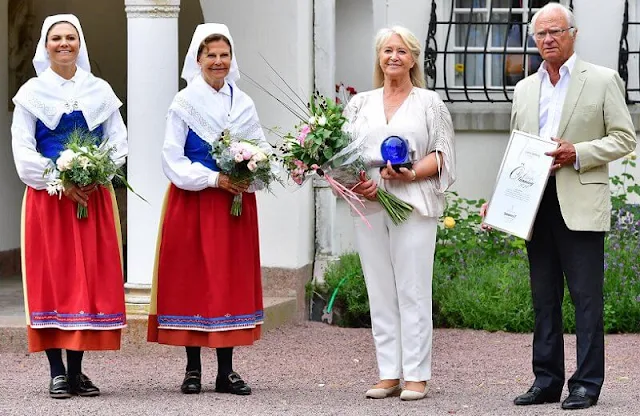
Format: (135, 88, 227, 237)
(483, 130, 558, 241)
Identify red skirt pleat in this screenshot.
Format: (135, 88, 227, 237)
(23, 186, 125, 353)
(148, 185, 263, 348)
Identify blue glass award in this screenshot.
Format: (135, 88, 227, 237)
(380, 135, 412, 172)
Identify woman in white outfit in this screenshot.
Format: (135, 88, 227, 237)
(345, 26, 455, 401)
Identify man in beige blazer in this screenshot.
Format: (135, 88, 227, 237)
(497, 2, 636, 411)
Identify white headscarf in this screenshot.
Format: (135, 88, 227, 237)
(181, 23, 240, 85)
(32, 14, 90, 75)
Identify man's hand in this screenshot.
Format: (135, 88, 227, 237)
(480, 202, 492, 231)
(218, 174, 249, 195)
(546, 137, 576, 171)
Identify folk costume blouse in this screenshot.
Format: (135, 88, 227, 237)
(12, 67, 127, 188)
(162, 74, 270, 191)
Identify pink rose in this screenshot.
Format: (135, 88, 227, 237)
(297, 125, 311, 145)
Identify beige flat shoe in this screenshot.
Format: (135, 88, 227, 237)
(365, 383, 401, 399)
(400, 384, 428, 401)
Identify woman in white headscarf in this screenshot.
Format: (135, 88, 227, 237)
(11, 14, 127, 399)
(147, 23, 267, 396)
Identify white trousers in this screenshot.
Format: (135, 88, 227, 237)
(354, 210, 436, 382)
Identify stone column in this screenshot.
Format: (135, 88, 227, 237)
(313, 0, 338, 283)
(124, 0, 179, 313)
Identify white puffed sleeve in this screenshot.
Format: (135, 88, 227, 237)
(161, 110, 219, 191)
(101, 109, 128, 169)
(11, 104, 57, 190)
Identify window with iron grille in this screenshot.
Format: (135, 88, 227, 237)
(424, 0, 573, 102)
(619, 0, 640, 103)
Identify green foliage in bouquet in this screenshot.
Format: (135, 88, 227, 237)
(46, 128, 143, 219)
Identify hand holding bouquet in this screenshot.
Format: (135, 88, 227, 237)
(211, 129, 281, 216)
(45, 129, 140, 219)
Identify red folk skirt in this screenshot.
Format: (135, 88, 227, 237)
(22, 186, 126, 353)
(147, 185, 263, 348)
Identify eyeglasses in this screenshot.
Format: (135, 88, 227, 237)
(534, 27, 574, 40)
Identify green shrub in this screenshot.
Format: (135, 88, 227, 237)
(315, 253, 370, 328)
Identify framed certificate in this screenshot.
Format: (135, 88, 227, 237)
(483, 130, 558, 240)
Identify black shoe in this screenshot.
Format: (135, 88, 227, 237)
(49, 375, 72, 399)
(181, 370, 202, 394)
(561, 386, 598, 410)
(215, 371, 252, 395)
(68, 373, 100, 397)
(514, 386, 562, 405)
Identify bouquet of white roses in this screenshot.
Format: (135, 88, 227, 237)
(210, 129, 281, 216)
(45, 129, 140, 219)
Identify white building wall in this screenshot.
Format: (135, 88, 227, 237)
(336, 0, 374, 93)
(199, 0, 315, 269)
(0, 0, 23, 251)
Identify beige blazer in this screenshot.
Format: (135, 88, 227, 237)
(511, 58, 636, 231)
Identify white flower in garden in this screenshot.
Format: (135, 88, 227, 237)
(234, 152, 244, 163)
(247, 160, 258, 172)
(56, 149, 77, 171)
(318, 115, 327, 126)
(308, 116, 317, 125)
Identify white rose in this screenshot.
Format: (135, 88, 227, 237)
(78, 156, 92, 169)
(253, 151, 267, 162)
(247, 160, 258, 172)
(318, 115, 327, 126)
(56, 149, 77, 171)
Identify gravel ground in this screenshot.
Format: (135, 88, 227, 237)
(0, 322, 638, 416)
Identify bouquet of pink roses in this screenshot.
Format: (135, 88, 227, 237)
(210, 129, 281, 216)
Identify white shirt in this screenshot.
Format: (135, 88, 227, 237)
(538, 53, 581, 168)
(12, 68, 128, 190)
(344, 87, 456, 217)
(538, 53, 576, 139)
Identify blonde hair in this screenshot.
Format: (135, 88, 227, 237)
(373, 26, 425, 88)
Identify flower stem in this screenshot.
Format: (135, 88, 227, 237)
(231, 194, 243, 216)
(376, 189, 413, 226)
(76, 203, 88, 219)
